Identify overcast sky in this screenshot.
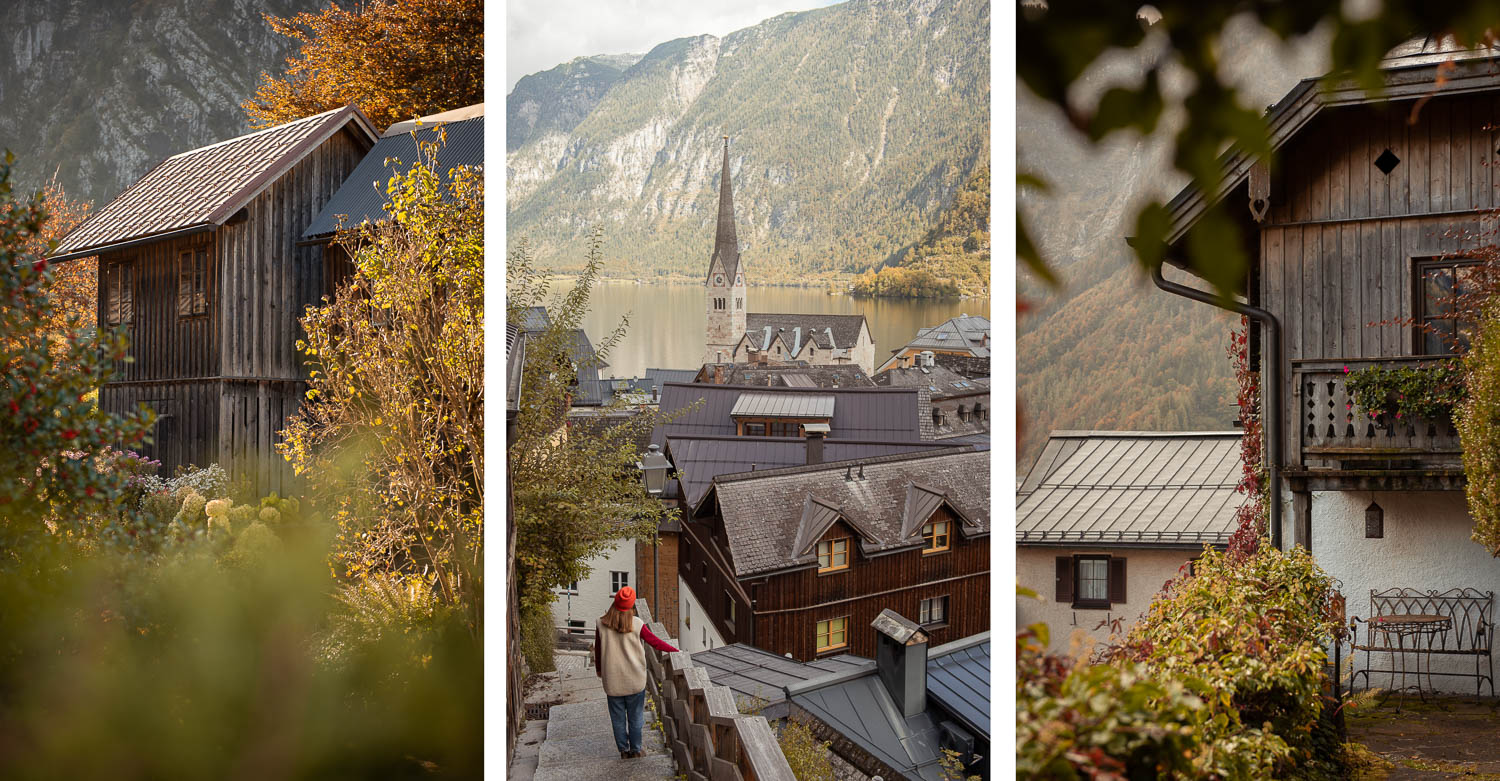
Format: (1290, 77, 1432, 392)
(507, 0, 844, 90)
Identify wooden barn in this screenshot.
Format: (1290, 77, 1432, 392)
(51, 105, 378, 494)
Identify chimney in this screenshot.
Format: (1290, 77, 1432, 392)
(872, 609, 930, 718)
(804, 423, 829, 465)
(714, 364, 725, 384)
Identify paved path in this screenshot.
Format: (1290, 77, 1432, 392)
(1349, 696, 1500, 779)
(510, 650, 675, 781)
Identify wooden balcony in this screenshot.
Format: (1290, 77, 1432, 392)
(1289, 358, 1464, 490)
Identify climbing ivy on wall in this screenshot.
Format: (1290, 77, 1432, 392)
(1459, 300, 1500, 557)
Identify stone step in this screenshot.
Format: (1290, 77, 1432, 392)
(545, 711, 650, 740)
(538, 730, 668, 766)
(547, 699, 619, 722)
(534, 753, 676, 781)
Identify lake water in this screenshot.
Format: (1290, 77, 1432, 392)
(578, 282, 990, 379)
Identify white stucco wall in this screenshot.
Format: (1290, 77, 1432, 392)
(550, 542, 637, 634)
(1016, 546, 1202, 658)
(677, 575, 726, 653)
(1308, 490, 1500, 694)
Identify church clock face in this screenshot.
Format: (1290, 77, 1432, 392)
(715, 275, 724, 286)
(735, 274, 742, 285)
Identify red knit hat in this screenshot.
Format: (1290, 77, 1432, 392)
(613, 586, 636, 612)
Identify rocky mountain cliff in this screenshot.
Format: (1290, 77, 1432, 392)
(1016, 19, 1330, 470)
(505, 0, 990, 280)
(0, 0, 320, 207)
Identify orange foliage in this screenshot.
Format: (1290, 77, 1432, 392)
(242, 0, 483, 131)
(2, 180, 94, 362)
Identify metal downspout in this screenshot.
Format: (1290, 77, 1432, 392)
(1150, 264, 1284, 550)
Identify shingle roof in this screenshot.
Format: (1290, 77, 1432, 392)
(701, 362, 875, 388)
(692, 643, 870, 721)
(1016, 431, 1244, 547)
(53, 106, 377, 260)
(786, 633, 991, 781)
(707, 449, 989, 576)
(876, 365, 989, 398)
(303, 110, 483, 238)
(665, 435, 957, 508)
(654, 383, 922, 446)
(746, 313, 868, 351)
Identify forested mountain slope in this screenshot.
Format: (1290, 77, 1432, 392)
(1016, 19, 1329, 470)
(0, 0, 321, 206)
(505, 0, 990, 281)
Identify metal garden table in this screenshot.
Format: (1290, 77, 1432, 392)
(1369, 613, 1452, 711)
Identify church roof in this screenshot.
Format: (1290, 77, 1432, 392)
(709, 136, 742, 283)
(746, 313, 868, 351)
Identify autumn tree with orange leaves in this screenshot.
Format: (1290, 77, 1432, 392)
(242, 0, 482, 132)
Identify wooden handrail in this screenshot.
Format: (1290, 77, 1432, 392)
(636, 600, 796, 781)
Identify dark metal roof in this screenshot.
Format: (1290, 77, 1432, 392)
(745, 313, 868, 351)
(506, 326, 525, 416)
(706, 448, 989, 576)
(53, 105, 378, 260)
(729, 391, 836, 419)
(520, 306, 550, 331)
(691, 643, 869, 721)
(653, 382, 923, 446)
(303, 112, 483, 238)
(644, 367, 698, 392)
(1016, 431, 1243, 547)
(709, 136, 741, 283)
(925, 634, 990, 737)
(786, 634, 991, 781)
(665, 435, 956, 508)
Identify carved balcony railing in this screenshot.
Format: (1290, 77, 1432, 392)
(1292, 358, 1462, 473)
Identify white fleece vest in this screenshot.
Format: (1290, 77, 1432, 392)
(597, 616, 648, 696)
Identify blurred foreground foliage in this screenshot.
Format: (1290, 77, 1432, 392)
(1018, 546, 1344, 779)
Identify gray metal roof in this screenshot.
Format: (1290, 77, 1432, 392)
(730, 391, 835, 419)
(506, 326, 525, 415)
(54, 106, 378, 260)
(654, 383, 924, 446)
(304, 111, 483, 238)
(876, 364, 989, 398)
(707, 449, 989, 576)
(691, 643, 869, 721)
(892, 315, 990, 358)
(787, 634, 991, 781)
(925, 634, 990, 737)
(664, 435, 957, 508)
(1016, 431, 1244, 547)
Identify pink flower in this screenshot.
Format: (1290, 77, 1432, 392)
(1396, 412, 1403, 419)
(1343, 365, 1350, 374)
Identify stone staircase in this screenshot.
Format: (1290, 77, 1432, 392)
(511, 650, 676, 781)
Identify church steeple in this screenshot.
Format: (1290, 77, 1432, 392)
(711, 135, 740, 280)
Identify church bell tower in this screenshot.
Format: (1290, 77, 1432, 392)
(704, 135, 747, 364)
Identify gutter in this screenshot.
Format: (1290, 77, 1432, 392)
(1148, 262, 1284, 550)
(49, 223, 215, 263)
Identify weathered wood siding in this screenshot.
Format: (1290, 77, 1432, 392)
(97, 126, 369, 493)
(1259, 94, 1500, 467)
(683, 506, 989, 662)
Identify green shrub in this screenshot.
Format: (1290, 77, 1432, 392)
(520, 601, 556, 675)
(775, 717, 835, 781)
(1460, 297, 1500, 556)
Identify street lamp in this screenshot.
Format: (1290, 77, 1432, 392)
(638, 443, 671, 497)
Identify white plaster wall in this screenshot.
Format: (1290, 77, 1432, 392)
(676, 574, 727, 653)
(1016, 546, 1200, 658)
(1309, 490, 1500, 694)
(550, 542, 636, 634)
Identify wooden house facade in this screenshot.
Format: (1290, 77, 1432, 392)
(52, 106, 378, 494)
(682, 449, 989, 662)
(1156, 38, 1500, 691)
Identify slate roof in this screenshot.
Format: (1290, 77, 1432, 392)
(705, 448, 989, 576)
(653, 383, 923, 446)
(745, 313, 869, 351)
(53, 105, 378, 261)
(787, 633, 992, 781)
(890, 315, 990, 359)
(304, 107, 483, 238)
(699, 362, 875, 388)
(691, 643, 870, 721)
(876, 365, 989, 399)
(664, 435, 958, 508)
(1016, 431, 1243, 547)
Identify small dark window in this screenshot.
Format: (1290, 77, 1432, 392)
(743, 422, 767, 436)
(177, 248, 208, 317)
(932, 408, 943, 426)
(104, 260, 135, 326)
(1374, 148, 1401, 175)
(919, 595, 948, 626)
(1057, 555, 1126, 610)
(1416, 258, 1480, 354)
(610, 571, 629, 593)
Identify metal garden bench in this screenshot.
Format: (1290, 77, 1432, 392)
(1348, 588, 1494, 705)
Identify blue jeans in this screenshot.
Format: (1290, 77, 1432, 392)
(606, 688, 646, 754)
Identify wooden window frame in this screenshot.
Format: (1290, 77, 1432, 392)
(735, 417, 826, 437)
(817, 537, 850, 573)
(919, 594, 949, 627)
(1073, 555, 1111, 610)
(176, 246, 210, 318)
(1413, 256, 1481, 356)
(815, 616, 848, 653)
(104, 259, 135, 328)
(921, 520, 951, 554)
(1056, 555, 1128, 610)
(724, 590, 736, 631)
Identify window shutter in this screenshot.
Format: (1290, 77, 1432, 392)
(1109, 557, 1127, 604)
(1055, 556, 1073, 604)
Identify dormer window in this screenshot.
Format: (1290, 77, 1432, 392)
(922, 520, 951, 553)
(730, 392, 834, 437)
(817, 537, 849, 572)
